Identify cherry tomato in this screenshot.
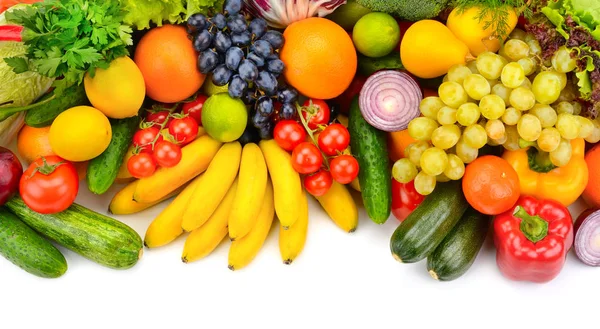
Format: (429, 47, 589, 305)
(302, 99, 330, 130)
(291, 142, 323, 174)
(19, 156, 79, 214)
(133, 127, 163, 152)
(391, 179, 425, 222)
(304, 170, 333, 197)
(329, 155, 359, 184)
(128, 153, 157, 178)
(145, 110, 171, 126)
(168, 116, 199, 145)
(273, 120, 307, 151)
(153, 141, 182, 168)
(318, 123, 350, 156)
(182, 94, 208, 126)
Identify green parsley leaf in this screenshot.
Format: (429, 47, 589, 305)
(4, 57, 30, 74)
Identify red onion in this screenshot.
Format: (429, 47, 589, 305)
(358, 70, 422, 132)
(574, 209, 600, 266)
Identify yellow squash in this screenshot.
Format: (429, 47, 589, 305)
(279, 188, 309, 265)
(109, 181, 182, 215)
(314, 181, 358, 233)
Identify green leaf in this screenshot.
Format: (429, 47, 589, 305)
(4, 57, 30, 74)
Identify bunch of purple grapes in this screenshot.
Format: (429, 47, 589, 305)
(187, 0, 298, 140)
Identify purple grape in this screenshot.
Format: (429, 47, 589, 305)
(225, 47, 244, 71)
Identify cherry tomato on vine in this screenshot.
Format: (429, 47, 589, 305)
(145, 110, 171, 126)
(128, 153, 157, 178)
(153, 141, 182, 168)
(329, 154, 359, 184)
(168, 116, 198, 145)
(318, 123, 350, 156)
(291, 142, 323, 174)
(391, 179, 424, 222)
(273, 120, 306, 151)
(182, 94, 207, 126)
(302, 99, 330, 130)
(133, 127, 163, 152)
(304, 169, 333, 196)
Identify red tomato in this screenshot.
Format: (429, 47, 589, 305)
(128, 153, 157, 178)
(145, 110, 171, 126)
(302, 99, 330, 130)
(304, 170, 333, 197)
(291, 142, 323, 174)
(153, 141, 182, 168)
(19, 156, 79, 214)
(329, 155, 359, 184)
(182, 94, 208, 126)
(273, 120, 307, 151)
(168, 116, 199, 145)
(133, 127, 163, 152)
(391, 179, 425, 222)
(318, 124, 350, 156)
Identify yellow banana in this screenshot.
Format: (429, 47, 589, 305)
(182, 179, 238, 263)
(279, 188, 309, 265)
(182, 142, 242, 232)
(143, 174, 204, 248)
(228, 143, 268, 241)
(314, 181, 358, 233)
(350, 178, 361, 192)
(259, 139, 301, 229)
(133, 135, 222, 203)
(228, 179, 274, 271)
(109, 180, 182, 215)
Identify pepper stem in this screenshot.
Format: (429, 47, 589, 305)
(526, 145, 557, 174)
(514, 206, 549, 243)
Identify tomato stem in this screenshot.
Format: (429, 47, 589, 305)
(296, 103, 330, 171)
(31, 157, 64, 177)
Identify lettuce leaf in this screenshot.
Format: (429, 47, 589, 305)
(543, 0, 600, 41)
(120, 0, 224, 30)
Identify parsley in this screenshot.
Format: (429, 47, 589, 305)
(4, 0, 133, 94)
(453, 0, 532, 39)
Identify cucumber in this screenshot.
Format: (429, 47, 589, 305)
(390, 180, 468, 263)
(357, 52, 403, 76)
(348, 96, 391, 224)
(24, 84, 89, 127)
(87, 116, 139, 194)
(427, 207, 491, 281)
(5, 197, 143, 269)
(0, 207, 67, 278)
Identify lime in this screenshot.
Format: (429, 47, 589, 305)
(202, 74, 229, 96)
(326, 0, 371, 31)
(202, 93, 248, 142)
(352, 12, 400, 58)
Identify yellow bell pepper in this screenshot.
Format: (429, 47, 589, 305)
(502, 138, 588, 206)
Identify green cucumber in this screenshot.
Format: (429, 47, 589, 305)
(390, 180, 468, 263)
(348, 96, 391, 224)
(24, 84, 89, 127)
(357, 52, 403, 76)
(87, 116, 139, 194)
(5, 197, 143, 269)
(0, 207, 67, 278)
(427, 207, 491, 281)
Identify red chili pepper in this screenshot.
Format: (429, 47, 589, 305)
(391, 179, 424, 222)
(0, 25, 23, 42)
(493, 196, 574, 283)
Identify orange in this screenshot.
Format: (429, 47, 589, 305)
(583, 144, 600, 207)
(134, 25, 206, 103)
(17, 125, 55, 164)
(280, 18, 357, 100)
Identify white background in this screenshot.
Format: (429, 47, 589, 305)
(1, 143, 599, 329)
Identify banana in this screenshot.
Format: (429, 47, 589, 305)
(182, 142, 242, 232)
(143, 174, 204, 248)
(314, 181, 358, 233)
(350, 177, 361, 192)
(182, 179, 238, 263)
(228, 179, 274, 271)
(109, 180, 182, 215)
(133, 135, 222, 203)
(279, 188, 309, 264)
(228, 143, 268, 241)
(259, 139, 302, 229)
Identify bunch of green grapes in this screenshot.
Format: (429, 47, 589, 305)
(392, 29, 600, 196)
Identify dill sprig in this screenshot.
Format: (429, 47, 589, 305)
(452, 0, 533, 39)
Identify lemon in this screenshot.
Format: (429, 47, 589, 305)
(352, 12, 400, 58)
(84, 56, 145, 119)
(202, 93, 247, 143)
(50, 106, 112, 162)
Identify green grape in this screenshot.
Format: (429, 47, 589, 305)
(502, 107, 521, 125)
(517, 57, 537, 76)
(439, 81, 468, 108)
(550, 139, 572, 167)
(524, 33, 537, 43)
(488, 79, 500, 88)
(436, 173, 451, 183)
(551, 46, 577, 73)
(479, 94, 506, 120)
(414, 171, 436, 196)
(530, 104, 558, 128)
(456, 103, 481, 126)
(407, 141, 430, 166)
(463, 124, 487, 149)
(420, 147, 449, 176)
(467, 60, 479, 74)
(504, 39, 530, 61)
(456, 138, 479, 163)
(431, 124, 461, 150)
(420, 96, 446, 119)
(408, 117, 439, 141)
(444, 154, 465, 180)
(463, 74, 491, 100)
(492, 83, 513, 104)
(476, 52, 506, 80)
(485, 119, 506, 140)
(517, 114, 542, 141)
(553, 71, 568, 90)
(498, 46, 509, 59)
(437, 106, 458, 125)
(501, 62, 526, 88)
(577, 116, 594, 139)
(572, 101, 582, 115)
(537, 127, 561, 152)
(556, 83, 577, 102)
(490, 133, 508, 146)
(532, 71, 562, 105)
(392, 158, 418, 184)
(556, 113, 580, 139)
(447, 64, 472, 84)
(503, 125, 521, 151)
(509, 28, 527, 41)
(585, 120, 600, 143)
(526, 39, 542, 56)
(555, 101, 574, 114)
(520, 77, 532, 89)
(509, 87, 536, 111)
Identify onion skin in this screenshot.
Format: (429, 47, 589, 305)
(358, 70, 422, 132)
(574, 209, 600, 266)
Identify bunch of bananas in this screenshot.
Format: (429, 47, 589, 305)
(109, 133, 359, 270)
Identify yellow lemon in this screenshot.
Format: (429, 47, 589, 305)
(84, 56, 145, 119)
(50, 106, 112, 162)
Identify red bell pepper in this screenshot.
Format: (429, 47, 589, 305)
(493, 196, 574, 283)
(0, 25, 23, 42)
(391, 179, 424, 222)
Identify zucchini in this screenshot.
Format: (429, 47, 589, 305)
(24, 84, 89, 128)
(5, 197, 143, 269)
(427, 207, 491, 281)
(0, 207, 67, 278)
(348, 96, 391, 224)
(87, 116, 139, 194)
(357, 51, 403, 76)
(390, 180, 468, 263)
